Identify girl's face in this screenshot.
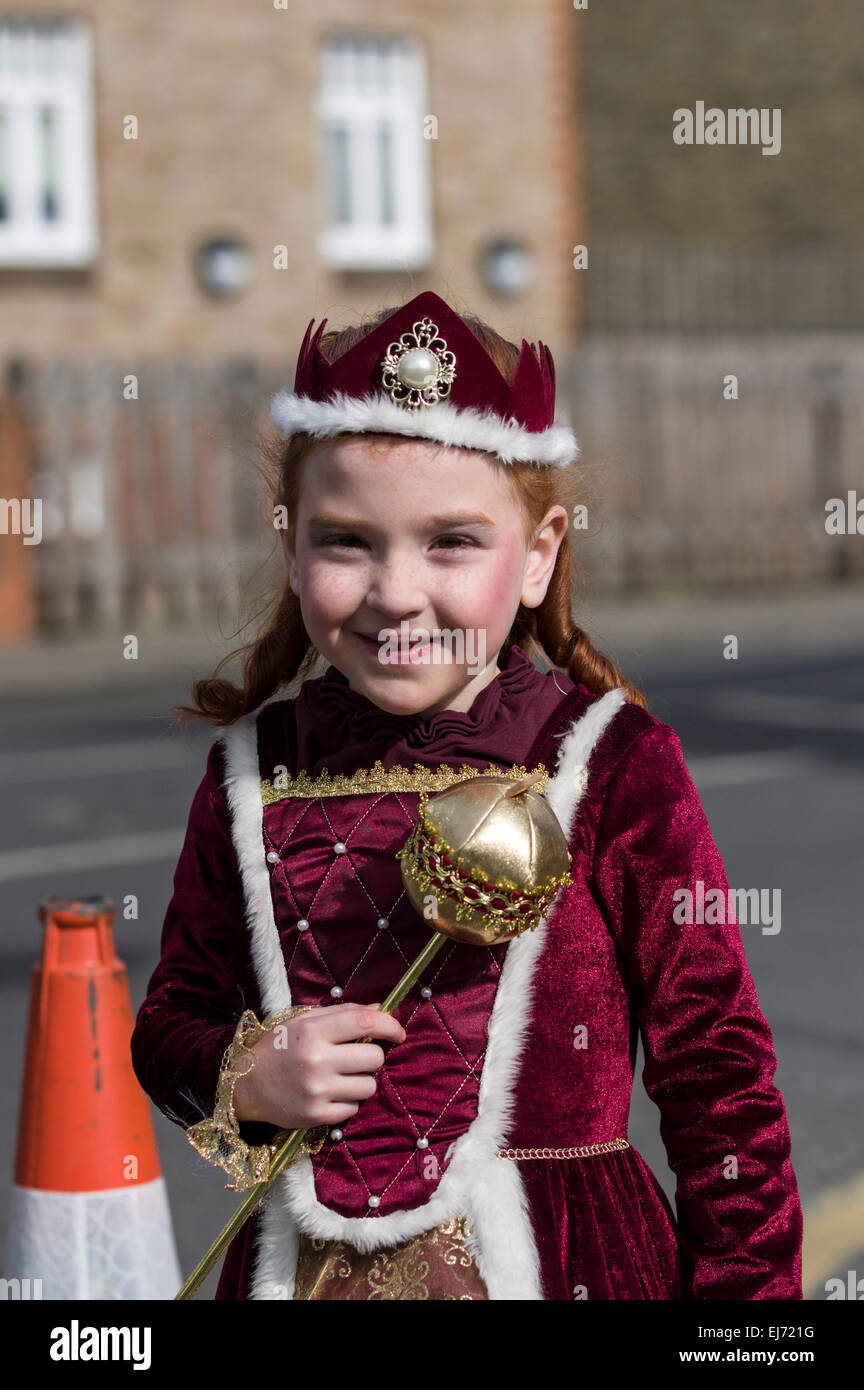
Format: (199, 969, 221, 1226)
(280, 434, 568, 718)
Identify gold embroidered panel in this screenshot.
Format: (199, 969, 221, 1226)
(292, 1213, 489, 1300)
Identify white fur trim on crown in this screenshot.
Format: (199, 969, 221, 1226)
(269, 390, 580, 469)
(216, 683, 628, 1299)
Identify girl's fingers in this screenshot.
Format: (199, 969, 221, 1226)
(313, 1002, 406, 1046)
(325, 1073, 380, 1104)
(330, 1041, 387, 1074)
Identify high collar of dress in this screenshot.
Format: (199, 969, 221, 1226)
(305, 642, 538, 748)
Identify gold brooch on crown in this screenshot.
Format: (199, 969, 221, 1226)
(380, 316, 457, 412)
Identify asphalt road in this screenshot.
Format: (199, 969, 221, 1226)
(0, 618, 861, 1299)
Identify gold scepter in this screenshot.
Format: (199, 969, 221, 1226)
(175, 770, 572, 1300)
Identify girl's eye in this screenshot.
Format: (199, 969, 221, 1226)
(319, 534, 474, 551)
(433, 535, 474, 550)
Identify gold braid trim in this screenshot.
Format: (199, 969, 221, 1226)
(261, 759, 550, 804)
(185, 1005, 328, 1192)
(497, 1139, 630, 1160)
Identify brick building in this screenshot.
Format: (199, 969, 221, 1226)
(0, 0, 581, 366)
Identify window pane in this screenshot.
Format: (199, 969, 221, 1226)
(326, 124, 351, 225)
(0, 108, 7, 220)
(377, 121, 393, 226)
(39, 104, 59, 221)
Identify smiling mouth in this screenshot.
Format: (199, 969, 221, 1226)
(352, 631, 431, 643)
(352, 631, 434, 662)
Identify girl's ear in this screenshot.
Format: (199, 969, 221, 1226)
(520, 505, 569, 610)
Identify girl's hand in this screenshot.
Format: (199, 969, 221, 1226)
(232, 1002, 407, 1131)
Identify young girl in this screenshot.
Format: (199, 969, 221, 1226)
(131, 290, 804, 1300)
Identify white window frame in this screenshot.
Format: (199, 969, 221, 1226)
(316, 33, 433, 271)
(0, 15, 99, 268)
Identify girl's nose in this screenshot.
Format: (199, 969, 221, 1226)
(365, 562, 428, 616)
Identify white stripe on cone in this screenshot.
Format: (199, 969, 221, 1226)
(5, 1176, 182, 1299)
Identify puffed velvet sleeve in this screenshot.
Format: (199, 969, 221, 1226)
(130, 738, 275, 1149)
(590, 722, 803, 1300)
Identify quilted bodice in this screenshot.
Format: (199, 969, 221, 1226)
(261, 766, 538, 1218)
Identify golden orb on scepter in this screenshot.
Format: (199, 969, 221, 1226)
(396, 771, 573, 947)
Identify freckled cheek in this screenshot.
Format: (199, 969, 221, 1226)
(437, 548, 523, 619)
(299, 559, 367, 618)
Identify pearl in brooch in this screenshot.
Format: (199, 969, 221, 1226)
(330, 985, 343, 998)
(397, 347, 439, 390)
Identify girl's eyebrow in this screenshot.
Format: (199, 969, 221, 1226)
(306, 511, 497, 532)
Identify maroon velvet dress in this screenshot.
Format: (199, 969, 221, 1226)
(131, 643, 804, 1300)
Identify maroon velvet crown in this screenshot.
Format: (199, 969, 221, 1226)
(293, 290, 556, 431)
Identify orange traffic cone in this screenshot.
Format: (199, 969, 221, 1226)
(5, 895, 181, 1299)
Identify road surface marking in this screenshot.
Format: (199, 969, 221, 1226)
(0, 829, 185, 882)
(685, 749, 823, 788)
(802, 1168, 864, 1298)
(0, 740, 191, 783)
(704, 691, 864, 731)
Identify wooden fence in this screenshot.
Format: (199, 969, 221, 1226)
(2, 356, 283, 635)
(1, 336, 862, 636)
(563, 334, 864, 592)
(586, 241, 864, 332)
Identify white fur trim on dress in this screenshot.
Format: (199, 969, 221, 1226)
(217, 684, 627, 1299)
(544, 685, 628, 841)
(217, 685, 297, 1018)
(269, 390, 580, 469)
